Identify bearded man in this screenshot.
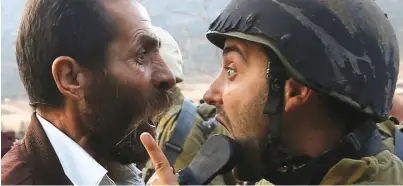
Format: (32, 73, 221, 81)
(1, 0, 175, 185)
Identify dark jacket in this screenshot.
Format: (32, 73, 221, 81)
(1, 131, 15, 158)
(1, 113, 72, 185)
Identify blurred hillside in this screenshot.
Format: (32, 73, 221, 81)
(1, 0, 403, 100)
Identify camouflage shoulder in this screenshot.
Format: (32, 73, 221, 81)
(211, 122, 230, 136)
(378, 119, 396, 138)
(167, 104, 183, 118)
(197, 103, 230, 136)
(378, 118, 403, 153)
(197, 103, 217, 120)
(357, 150, 403, 184)
(321, 150, 403, 184)
(157, 104, 182, 130)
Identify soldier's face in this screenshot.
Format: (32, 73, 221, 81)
(204, 38, 270, 181)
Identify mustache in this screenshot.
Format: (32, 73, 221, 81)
(114, 119, 155, 148)
(145, 87, 175, 122)
(115, 87, 175, 147)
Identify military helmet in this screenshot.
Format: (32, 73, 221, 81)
(153, 26, 184, 83)
(206, 0, 400, 121)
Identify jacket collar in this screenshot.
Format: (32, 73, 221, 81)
(24, 112, 71, 185)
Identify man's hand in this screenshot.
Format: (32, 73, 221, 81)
(140, 132, 179, 185)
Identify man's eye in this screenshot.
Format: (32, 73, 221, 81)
(226, 67, 237, 78)
(138, 52, 145, 61)
(137, 50, 146, 64)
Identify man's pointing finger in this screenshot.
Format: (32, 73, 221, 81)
(140, 132, 170, 170)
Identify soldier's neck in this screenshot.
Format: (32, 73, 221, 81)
(285, 112, 343, 158)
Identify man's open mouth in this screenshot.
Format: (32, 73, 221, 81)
(147, 117, 156, 127)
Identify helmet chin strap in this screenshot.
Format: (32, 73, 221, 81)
(263, 59, 287, 143)
(262, 50, 311, 177)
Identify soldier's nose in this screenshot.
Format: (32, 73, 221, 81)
(203, 80, 223, 107)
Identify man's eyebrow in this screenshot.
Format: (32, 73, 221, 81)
(136, 33, 160, 49)
(222, 45, 247, 61)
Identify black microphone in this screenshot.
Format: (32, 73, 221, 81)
(176, 135, 239, 185)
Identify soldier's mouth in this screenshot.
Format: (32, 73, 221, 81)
(215, 114, 229, 130)
(215, 114, 224, 124)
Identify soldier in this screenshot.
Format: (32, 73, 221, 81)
(142, 26, 235, 185)
(140, 0, 403, 185)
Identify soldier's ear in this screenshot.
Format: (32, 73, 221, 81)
(284, 78, 313, 112)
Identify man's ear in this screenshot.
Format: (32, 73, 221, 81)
(284, 78, 313, 112)
(51, 56, 89, 101)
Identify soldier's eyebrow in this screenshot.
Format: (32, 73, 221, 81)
(223, 45, 247, 61)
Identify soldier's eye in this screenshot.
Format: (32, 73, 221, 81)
(226, 68, 237, 77)
(224, 63, 237, 80)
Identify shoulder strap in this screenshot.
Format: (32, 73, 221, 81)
(164, 99, 198, 166)
(395, 126, 403, 161)
(197, 103, 217, 120)
(201, 118, 217, 140)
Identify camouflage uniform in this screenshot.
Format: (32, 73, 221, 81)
(142, 26, 234, 185)
(142, 88, 233, 184)
(206, 0, 403, 184)
(255, 119, 403, 185)
(256, 149, 403, 184)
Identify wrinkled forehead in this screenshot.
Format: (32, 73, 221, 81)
(103, 0, 154, 34)
(134, 1, 151, 22)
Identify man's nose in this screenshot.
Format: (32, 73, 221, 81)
(203, 78, 223, 106)
(151, 61, 176, 90)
